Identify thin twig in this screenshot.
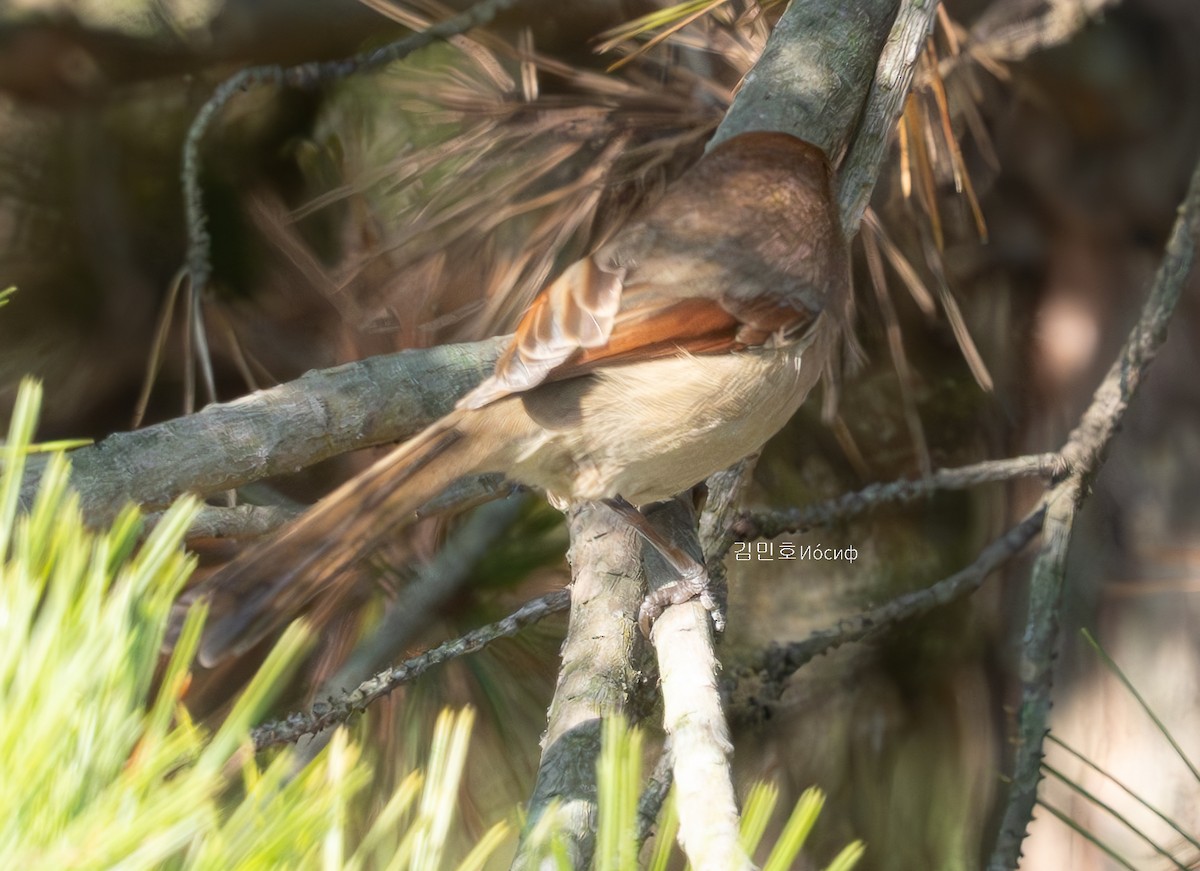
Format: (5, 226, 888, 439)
(181, 474, 513, 540)
(251, 588, 569, 750)
(158, 503, 301, 539)
(731, 505, 1046, 711)
(967, 0, 1116, 67)
(183, 0, 526, 294)
(729, 453, 1059, 544)
(174, 0, 526, 411)
(290, 495, 529, 767)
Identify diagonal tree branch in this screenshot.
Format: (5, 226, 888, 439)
(21, 338, 504, 525)
(988, 152, 1200, 871)
(250, 587, 570, 750)
(731, 505, 1046, 719)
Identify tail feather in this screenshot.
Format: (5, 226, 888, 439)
(197, 409, 487, 667)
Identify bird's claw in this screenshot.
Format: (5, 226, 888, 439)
(638, 566, 726, 637)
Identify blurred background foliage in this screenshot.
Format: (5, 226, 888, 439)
(0, 0, 1198, 868)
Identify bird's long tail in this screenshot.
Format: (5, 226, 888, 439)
(196, 408, 495, 667)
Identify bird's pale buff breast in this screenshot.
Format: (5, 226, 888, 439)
(499, 326, 829, 507)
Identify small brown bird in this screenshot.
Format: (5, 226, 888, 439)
(197, 131, 851, 666)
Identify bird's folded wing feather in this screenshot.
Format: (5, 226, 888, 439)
(458, 243, 819, 409)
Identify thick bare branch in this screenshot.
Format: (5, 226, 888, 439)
(512, 504, 646, 870)
(644, 497, 751, 871)
(24, 338, 504, 526)
(711, 0, 898, 159)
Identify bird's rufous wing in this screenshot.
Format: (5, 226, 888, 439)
(457, 253, 819, 410)
(457, 133, 838, 410)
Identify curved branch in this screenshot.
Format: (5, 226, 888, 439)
(183, 0, 526, 294)
(988, 153, 1200, 870)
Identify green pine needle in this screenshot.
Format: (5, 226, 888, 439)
(1, 378, 864, 869)
(0, 380, 504, 871)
